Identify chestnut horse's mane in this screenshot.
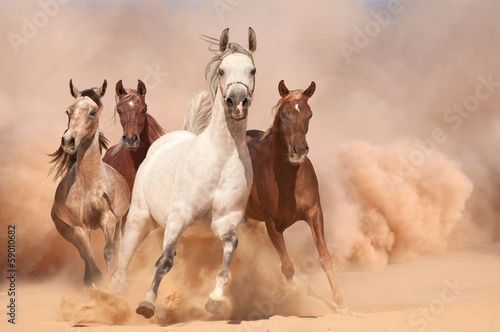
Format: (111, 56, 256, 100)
(261, 89, 306, 141)
(48, 132, 109, 180)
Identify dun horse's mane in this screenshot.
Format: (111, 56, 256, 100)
(261, 89, 306, 141)
(48, 132, 109, 180)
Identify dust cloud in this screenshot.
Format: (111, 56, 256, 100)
(1, 0, 499, 325)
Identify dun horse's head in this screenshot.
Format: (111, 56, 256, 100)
(275, 80, 316, 165)
(115, 80, 148, 150)
(62, 79, 107, 154)
(217, 27, 257, 120)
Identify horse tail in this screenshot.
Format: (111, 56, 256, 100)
(182, 90, 212, 135)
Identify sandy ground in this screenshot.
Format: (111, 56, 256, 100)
(3, 244, 499, 332)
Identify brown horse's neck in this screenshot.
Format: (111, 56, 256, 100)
(76, 130, 103, 184)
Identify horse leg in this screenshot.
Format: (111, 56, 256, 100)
(72, 226, 102, 287)
(136, 210, 188, 319)
(100, 210, 120, 277)
(109, 204, 156, 294)
(264, 218, 295, 281)
(306, 206, 347, 311)
(205, 211, 241, 314)
(52, 207, 96, 286)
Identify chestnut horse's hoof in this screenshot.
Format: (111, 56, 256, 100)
(136, 301, 155, 319)
(205, 298, 223, 314)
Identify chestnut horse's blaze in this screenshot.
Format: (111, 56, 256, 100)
(245, 80, 349, 313)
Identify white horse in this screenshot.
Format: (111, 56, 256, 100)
(109, 27, 257, 319)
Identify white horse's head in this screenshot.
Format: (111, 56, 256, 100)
(61, 79, 107, 154)
(216, 28, 257, 120)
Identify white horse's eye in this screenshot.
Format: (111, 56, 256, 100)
(218, 69, 224, 76)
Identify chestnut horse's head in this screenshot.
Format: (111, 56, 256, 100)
(115, 80, 148, 150)
(62, 79, 107, 154)
(274, 80, 316, 165)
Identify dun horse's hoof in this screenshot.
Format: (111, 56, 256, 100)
(336, 307, 352, 316)
(136, 301, 155, 319)
(205, 298, 224, 314)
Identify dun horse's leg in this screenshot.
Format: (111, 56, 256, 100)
(73, 226, 103, 287)
(109, 207, 156, 294)
(306, 206, 348, 311)
(100, 211, 120, 276)
(264, 218, 295, 280)
(136, 210, 187, 319)
(205, 212, 241, 314)
(52, 208, 96, 286)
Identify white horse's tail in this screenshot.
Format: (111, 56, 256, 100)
(182, 90, 212, 135)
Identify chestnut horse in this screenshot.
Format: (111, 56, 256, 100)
(103, 79, 165, 197)
(245, 80, 349, 313)
(49, 80, 130, 286)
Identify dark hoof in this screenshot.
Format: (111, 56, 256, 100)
(136, 301, 155, 319)
(205, 298, 223, 314)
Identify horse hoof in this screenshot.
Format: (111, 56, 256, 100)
(336, 307, 352, 316)
(205, 298, 223, 314)
(136, 301, 155, 319)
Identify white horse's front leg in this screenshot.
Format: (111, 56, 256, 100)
(205, 211, 243, 314)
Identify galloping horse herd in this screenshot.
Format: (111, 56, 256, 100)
(48, 27, 350, 321)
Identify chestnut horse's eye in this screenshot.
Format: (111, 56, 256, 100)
(117, 109, 122, 114)
(218, 68, 224, 76)
(89, 109, 96, 117)
(142, 108, 147, 114)
(280, 111, 287, 119)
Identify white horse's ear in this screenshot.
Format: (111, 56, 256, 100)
(219, 28, 230, 53)
(69, 79, 81, 98)
(116, 80, 126, 97)
(96, 79, 107, 98)
(248, 27, 256, 53)
(304, 81, 316, 99)
(137, 79, 147, 97)
(278, 80, 289, 97)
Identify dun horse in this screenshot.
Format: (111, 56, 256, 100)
(103, 79, 165, 196)
(109, 27, 257, 319)
(245, 80, 349, 313)
(49, 80, 130, 287)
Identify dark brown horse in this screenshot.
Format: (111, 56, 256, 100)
(102, 79, 165, 197)
(245, 80, 348, 313)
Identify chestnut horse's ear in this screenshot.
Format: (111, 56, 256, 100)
(219, 28, 229, 53)
(69, 79, 81, 98)
(94, 79, 107, 98)
(303, 81, 316, 99)
(137, 79, 147, 97)
(116, 80, 126, 97)
(248, 27, 256, 53)
(278, 80, 289, 97)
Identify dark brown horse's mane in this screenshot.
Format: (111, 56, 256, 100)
(80, 88, 103, 108)
(48, 132, 109, 180)
(260, 89, 306, 142)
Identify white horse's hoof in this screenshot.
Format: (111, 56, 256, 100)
(205, 298, 224, 314)
(136, 301, 155, 319)
(336, 307, 352, 316)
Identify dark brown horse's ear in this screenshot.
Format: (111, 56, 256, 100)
(96, 79, 107, 98)
(219, 28, 229, 53)
(137, 79, 147, 97)
(278, 80, 289, 97)
(116, 80, 126, 97)
(69, 79, 81, 98)
(248, 27, 256, 53)
(303, 81, 316, 99)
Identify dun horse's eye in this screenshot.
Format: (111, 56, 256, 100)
(218, 69, 224, 76)
(89, 109, 96, 117)
(142, 108, 147, 114)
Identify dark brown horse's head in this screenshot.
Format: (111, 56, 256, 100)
(115, 80, 148, 150)
(274, 80, 316, 165)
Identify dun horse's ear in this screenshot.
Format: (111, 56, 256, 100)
(97, 79, 107, 98)
(219, 28, 230, 53)
(278, 80, 289, 97)
(248, 27, 256, 53)
(303, 81, 316, 99)
(137, 79, 147, 97)
(116, 80, 126, 97)
(69, 79, 81, 98)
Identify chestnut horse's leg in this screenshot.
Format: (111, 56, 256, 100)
(306, 205, 347, 311)
(51, 207, 102, 286)
(264, 218, 295, 280)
